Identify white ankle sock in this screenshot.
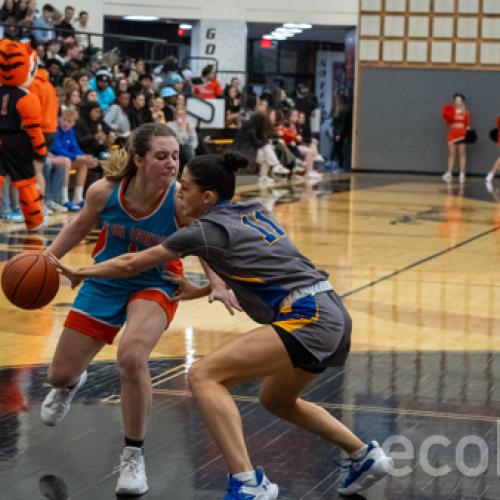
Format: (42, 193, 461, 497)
(61, 187, 69, 204)
(73, 186, 83, 203)
(233, 470, 256, 483)
(350, 444, 368, 460)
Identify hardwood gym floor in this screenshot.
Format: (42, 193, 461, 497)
(0, 173, 499, 499)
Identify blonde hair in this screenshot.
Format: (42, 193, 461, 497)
(103, 123, 177, 182)
(60, 107, 79, 121)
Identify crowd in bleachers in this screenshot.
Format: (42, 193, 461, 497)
(0, 1, 351, 222)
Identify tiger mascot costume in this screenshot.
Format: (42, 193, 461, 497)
(0, 38, 46, 230)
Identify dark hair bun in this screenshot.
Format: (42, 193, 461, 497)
(221, 151, 248, 173)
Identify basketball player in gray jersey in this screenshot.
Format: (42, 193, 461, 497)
(55, 152, 393, 499)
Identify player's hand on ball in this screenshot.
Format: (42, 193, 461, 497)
(209, 287, 242, 316)
(48, 254, 83, 289)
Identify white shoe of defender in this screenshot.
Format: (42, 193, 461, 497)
(442, 172, 452, 183)
(115, 446, 149, 496)
(337, 441, 393, 495)
(41, 371, 87, 426)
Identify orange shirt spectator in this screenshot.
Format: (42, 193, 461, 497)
(193, 64, 223, 99)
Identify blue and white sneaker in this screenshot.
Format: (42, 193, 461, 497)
(337, 441, 393, 496)
(7, 208, 24, 223)
(63, 201, 81, 212)
(225, 467, 278, 500)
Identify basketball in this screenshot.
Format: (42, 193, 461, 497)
(1, 252, 59, 309)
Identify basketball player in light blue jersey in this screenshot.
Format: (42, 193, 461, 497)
(40, 124, 239, 496)
(56, 151, 394, 499)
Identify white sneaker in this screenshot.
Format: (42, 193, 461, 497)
(294, 162, 306, 174)
(44, 204, 53, 215)
(41, 371, 87, 426)
(258, 176, 275, 186)
(46, 200, 69, 213)
(271, 164, 290, 175)
(459, 173, 465, 183)
(442, 172, 452, 183)
(115, 447, 149, 495)
(315, 154, 325, 162)
(486, 172, 494, 184)
(225, 467, 278, 500)
(307, 170, 322, 179)
(337, 441, 393, 495)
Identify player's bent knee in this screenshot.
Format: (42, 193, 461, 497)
(187, 360, 210, 392)
(259, 393, 294, 416)
(117, 348, 148, 376)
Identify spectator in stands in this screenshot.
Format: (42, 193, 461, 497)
(14, 0, 28, 21)
(88, 68, 116, 112)
(104, 92, 131, 143)
(231, 111, 288, 185)
(82, 89, 98, 104)
(150, 97, 166, 125)
(160, 86, 177, 122)
(239, 94, 257, 122)
(46, 57, 63, 86)
(276, 88, 294, 115)
(73, 10, 89, 48)
(25, 0, 38, 21)
(0, 0, 15, 22)
(32, 3, 56, 43)
(167, 106, 198, 165)
(29, 63, 59, 214)
(115, 77, 129, 95)
(282, 108, 320, 180)
(155, 55, 178, 90)
(332, 94, 352, 170)
(225, 85, 241, 129)
(131, 73, 155, 103)
(61, 87, 81, 113)
(75, 102, 115, 160)
(56, 5, 75, 38)
(134, 58, 146, 76)
(294, 83, 317, 139)
(224, 77, 242, 99)
(181, 68, 193, 96)
(36, 43, 46, 61)
(45, 39, 64, 65)
(194, 64, 223, 100)
(77, 71, 90, 94)
(128, 92, 152, 130)
(50, 108, 97, 211)
(62, 42, 83, 68)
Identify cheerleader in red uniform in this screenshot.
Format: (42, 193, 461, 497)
(442, 93, 470, 183)
(485, 113, 500, 189)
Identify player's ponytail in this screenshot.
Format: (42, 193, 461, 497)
(104, 123, 178, 182)
(186, 151, 249, 200)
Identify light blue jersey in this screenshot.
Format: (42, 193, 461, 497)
(90, 178, 182, 293)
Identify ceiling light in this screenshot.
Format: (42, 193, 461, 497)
(179, 23, 192, 30)
(275, 27, 299, 33)
(123, 15, 160, 21)
(283, 22, 312, 29)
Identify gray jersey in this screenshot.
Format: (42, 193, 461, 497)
(164, 201, 329, 324)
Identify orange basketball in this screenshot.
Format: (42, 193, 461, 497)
(1, 252, 59, 309)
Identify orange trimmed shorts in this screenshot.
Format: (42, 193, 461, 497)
(64, 279, 178, 344)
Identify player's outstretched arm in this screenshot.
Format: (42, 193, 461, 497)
(45, 179, 114, 258)
(53, 244, 178, 288)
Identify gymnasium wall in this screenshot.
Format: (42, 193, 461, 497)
(355, 0, 500, 173)
(358, 67, 500, 173)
